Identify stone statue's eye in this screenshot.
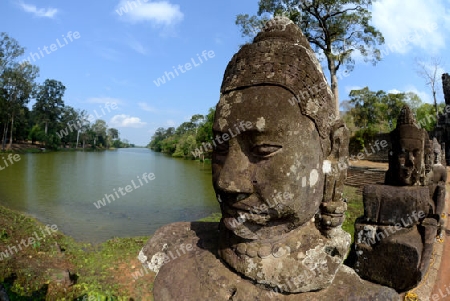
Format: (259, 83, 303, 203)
(251, 144, 281, 158)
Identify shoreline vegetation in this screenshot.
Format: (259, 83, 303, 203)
(0, 185, 364, 300)
(147, 108, 215, 161)
(0, 141, 142, 155)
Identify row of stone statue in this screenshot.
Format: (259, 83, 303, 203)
(138, 17, 447, 300)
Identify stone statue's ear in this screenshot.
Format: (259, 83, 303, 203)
(319, 120, 349, 232)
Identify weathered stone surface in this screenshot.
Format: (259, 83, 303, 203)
(362, 185, 430, 226)
(218, 219, 350, 293)
(430, 73, 450, 164)
(443, 73, 450, 106)
(353, 104, 446, 292)
(141, 16, 403, 299)
(211, 16, 350, 292)
(428, 138, 447, 184)
(140, 222, 399, 301)
(354, 226, 423, 291)
(385, 106, 428, 186)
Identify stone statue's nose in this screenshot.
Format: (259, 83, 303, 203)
(216, 141, 253, 194)
(406, 152, 415, 166)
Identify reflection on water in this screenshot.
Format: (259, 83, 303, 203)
(0, 148, 218, 244)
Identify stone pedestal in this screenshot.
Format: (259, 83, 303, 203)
(353, 185, 438, 291)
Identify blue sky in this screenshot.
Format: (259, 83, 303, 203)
(1, 0, 450, 146)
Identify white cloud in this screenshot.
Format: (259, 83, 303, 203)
(166, 119, 176, 127)
(387, 89, 402, 94)
(385, 86, 433, 104)
(110, 114, 147, 128)
(372, 0, 450, 54)
(115, 0, 184, 26)
(138, 102, 157, 112)
(18, 1, 58, 18)
(404, 85, 433, 104)
(86, 97, 124, 105)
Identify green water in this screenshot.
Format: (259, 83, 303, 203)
(0, 148, 219, 244)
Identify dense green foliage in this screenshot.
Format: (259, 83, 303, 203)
(0, 204, 152, 300)
(236, 0, 385, 115)
(342, 86, 444, 149)
(0, 32, 130, 151)
(148, 107, 214, 159)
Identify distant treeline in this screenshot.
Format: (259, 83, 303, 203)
(0, 32, 131, 151)
(147, 108, 214, 159)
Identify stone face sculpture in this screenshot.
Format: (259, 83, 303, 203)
(213, 16, 352, 293)
(385, 106, 426, 186)
(354, 105, 446, 291)
(138, 17, 399, 300)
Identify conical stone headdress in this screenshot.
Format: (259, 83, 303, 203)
(220, 16, 336, 140)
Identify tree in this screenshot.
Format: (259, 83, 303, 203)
(1, 62, 39, 149)
(172, 135, 197, 158)
(344, 87, 412, 149)
(175, 121, 196, 136)
(196, 108, 214, 144)
(405, 91, 422, 114)
(415, 57, 444, 122)
(107, 128, 119, 139)
(107, 127, 119, 148)
(379, 92, 408, 130)
(0, 32, 25, 73)
(1, 33, 40, 150)
(347, 87, 381, 128)
(236, 0, 385, 116)
(148, 127, 168, 151)
(58, 106, 80, 147)
(346, 87, 414, 132)
(190, 114, 204, 133)
(28, 124, 45, 145)
(33, 79, 66, 135)
(416, 102, 446, 132)
(147, 107, 216, 159)
(91, 119, 107, 147)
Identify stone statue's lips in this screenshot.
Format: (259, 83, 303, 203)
(223, 205, 270, 220)
(219, 193, 271, 212)
(221, 200, 284, 228)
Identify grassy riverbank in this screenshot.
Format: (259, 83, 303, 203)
(0, 185, 363, 300)
(0, 205, 154, 300)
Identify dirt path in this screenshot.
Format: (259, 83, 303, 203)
(349, 159, 388, 170)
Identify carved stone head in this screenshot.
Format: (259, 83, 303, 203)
(386, 106, 428, 186)
(212, 16, 350, 293)
(433, 137, 443, 164)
